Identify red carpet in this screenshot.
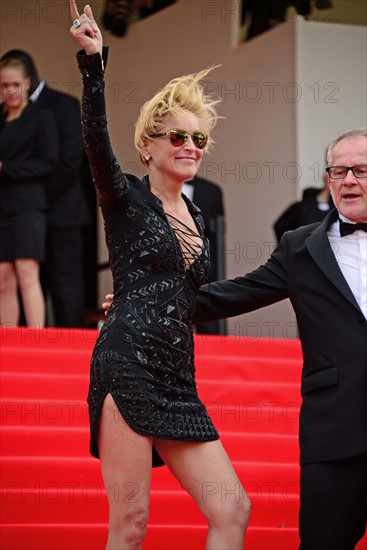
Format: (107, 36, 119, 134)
(1, 326, 366, 549)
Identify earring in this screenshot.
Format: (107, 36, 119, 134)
(145, 156, 150, 161)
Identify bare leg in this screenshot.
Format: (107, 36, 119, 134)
(97, 394, 153, 549)
(155, 438, 251, 549)
(0, 262, 19, 325)
(15, 259, 45, 327)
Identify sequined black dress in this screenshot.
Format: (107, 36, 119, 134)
(77, 50, 219, 466)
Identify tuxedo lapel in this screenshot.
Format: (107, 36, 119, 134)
(305, 211, 361, 313)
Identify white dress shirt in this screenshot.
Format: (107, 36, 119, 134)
(182, 181, 194, 201)
(327, 214, 367, 319)
(29, 80, 45, 103)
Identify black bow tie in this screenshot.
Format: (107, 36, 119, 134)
(339, 219, 367, 237)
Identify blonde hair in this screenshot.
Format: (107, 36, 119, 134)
(134, 67, 221, 167)
(0, 57, 28, 76)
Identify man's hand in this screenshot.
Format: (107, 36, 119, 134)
(102, 293, 114, 316)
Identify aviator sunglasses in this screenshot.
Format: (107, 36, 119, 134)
(149, 129, 209, 150)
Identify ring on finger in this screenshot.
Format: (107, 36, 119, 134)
(73, 19, 81, 28)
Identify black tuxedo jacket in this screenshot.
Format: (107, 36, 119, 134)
(195, 208, 367, 465)
(35, 85, 90, 227)
(191, 176, 225, 281)
(0, 103, 58, 214)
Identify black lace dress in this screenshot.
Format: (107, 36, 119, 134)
(77, 50, 219, 466)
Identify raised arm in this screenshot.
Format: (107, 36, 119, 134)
(69, 0, 128, 204)
(69, 0, 102, 56)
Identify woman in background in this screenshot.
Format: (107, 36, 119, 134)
(0, 57, 58, 327)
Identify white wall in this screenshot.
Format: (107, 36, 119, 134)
(296, 20, 367, 191)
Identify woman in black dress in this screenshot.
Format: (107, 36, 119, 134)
(0, 57, 58, 327)
(70, 2, 251, 547)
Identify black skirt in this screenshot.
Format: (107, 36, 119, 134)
(0, 210, 46, 262)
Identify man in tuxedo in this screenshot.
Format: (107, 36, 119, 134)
(183, 175, 226, 334)
(1, 50, 90, 327)
(195, 128, 367, 549)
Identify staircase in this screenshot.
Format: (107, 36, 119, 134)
(1, 326, 366, 549)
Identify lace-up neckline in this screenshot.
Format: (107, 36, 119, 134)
(166, 213, 204, 270)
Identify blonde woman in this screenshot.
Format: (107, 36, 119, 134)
(70, 1, 250, 548)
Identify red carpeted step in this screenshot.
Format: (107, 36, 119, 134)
(1, 396, 300, 435)
(195, 355, 303, 384)
(1, 372, 89, 399)
(0, 326, 96, 348)
(1, 327, 366, 550)
(0, 523, 302, 550)
(1, 457, 300, 489)
(2, 346, 303, 383)
(2, 523, 366, 550)
(1, 371, 299, 404)
(1, 454, 301, 532)
(1, 487, 299, 525)
(1, 425, 299, 462)
(1, 327, 303, 382)
(0, 398, 90, 427)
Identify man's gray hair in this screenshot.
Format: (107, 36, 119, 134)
(326, 128, 367, 164)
